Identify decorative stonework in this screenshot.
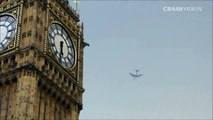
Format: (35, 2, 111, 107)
(0, 0, 19, 11)
(48, 0, 80, 38)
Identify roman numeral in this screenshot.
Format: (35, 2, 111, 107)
(67, 46, 71, 48)
(68, 53, 74, 58)
(7, 28, 16, 32)
(54, 51, 58, 55)
(0, 43, 5, 48)
(5, 36, 12, 39)
(6, 20, 15, 27)
(50, 43, 55, 46)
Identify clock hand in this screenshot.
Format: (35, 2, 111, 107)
(0, 26, 1, 42)
(59, 41, 64, 62)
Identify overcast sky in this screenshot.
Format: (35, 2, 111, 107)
(70, 1, 212, 119)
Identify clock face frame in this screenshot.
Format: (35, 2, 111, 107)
(48, 23, 75, 68)
(0, 15, 17, 52)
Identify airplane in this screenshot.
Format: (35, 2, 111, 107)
(129, 69, 143, 80)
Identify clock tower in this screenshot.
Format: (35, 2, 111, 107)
(0, 0, 86, 120)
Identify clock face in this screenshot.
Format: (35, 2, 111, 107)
(48, 23, 75, 68)
(0, 15, 17, 52)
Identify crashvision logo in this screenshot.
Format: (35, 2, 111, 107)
(163, 6, 202, 12)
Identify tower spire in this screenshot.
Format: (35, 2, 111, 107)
(74, 0, 80, 13)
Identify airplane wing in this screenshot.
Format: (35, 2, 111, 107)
(129, 73, 137, 77)
(136, 74, 143, 77)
